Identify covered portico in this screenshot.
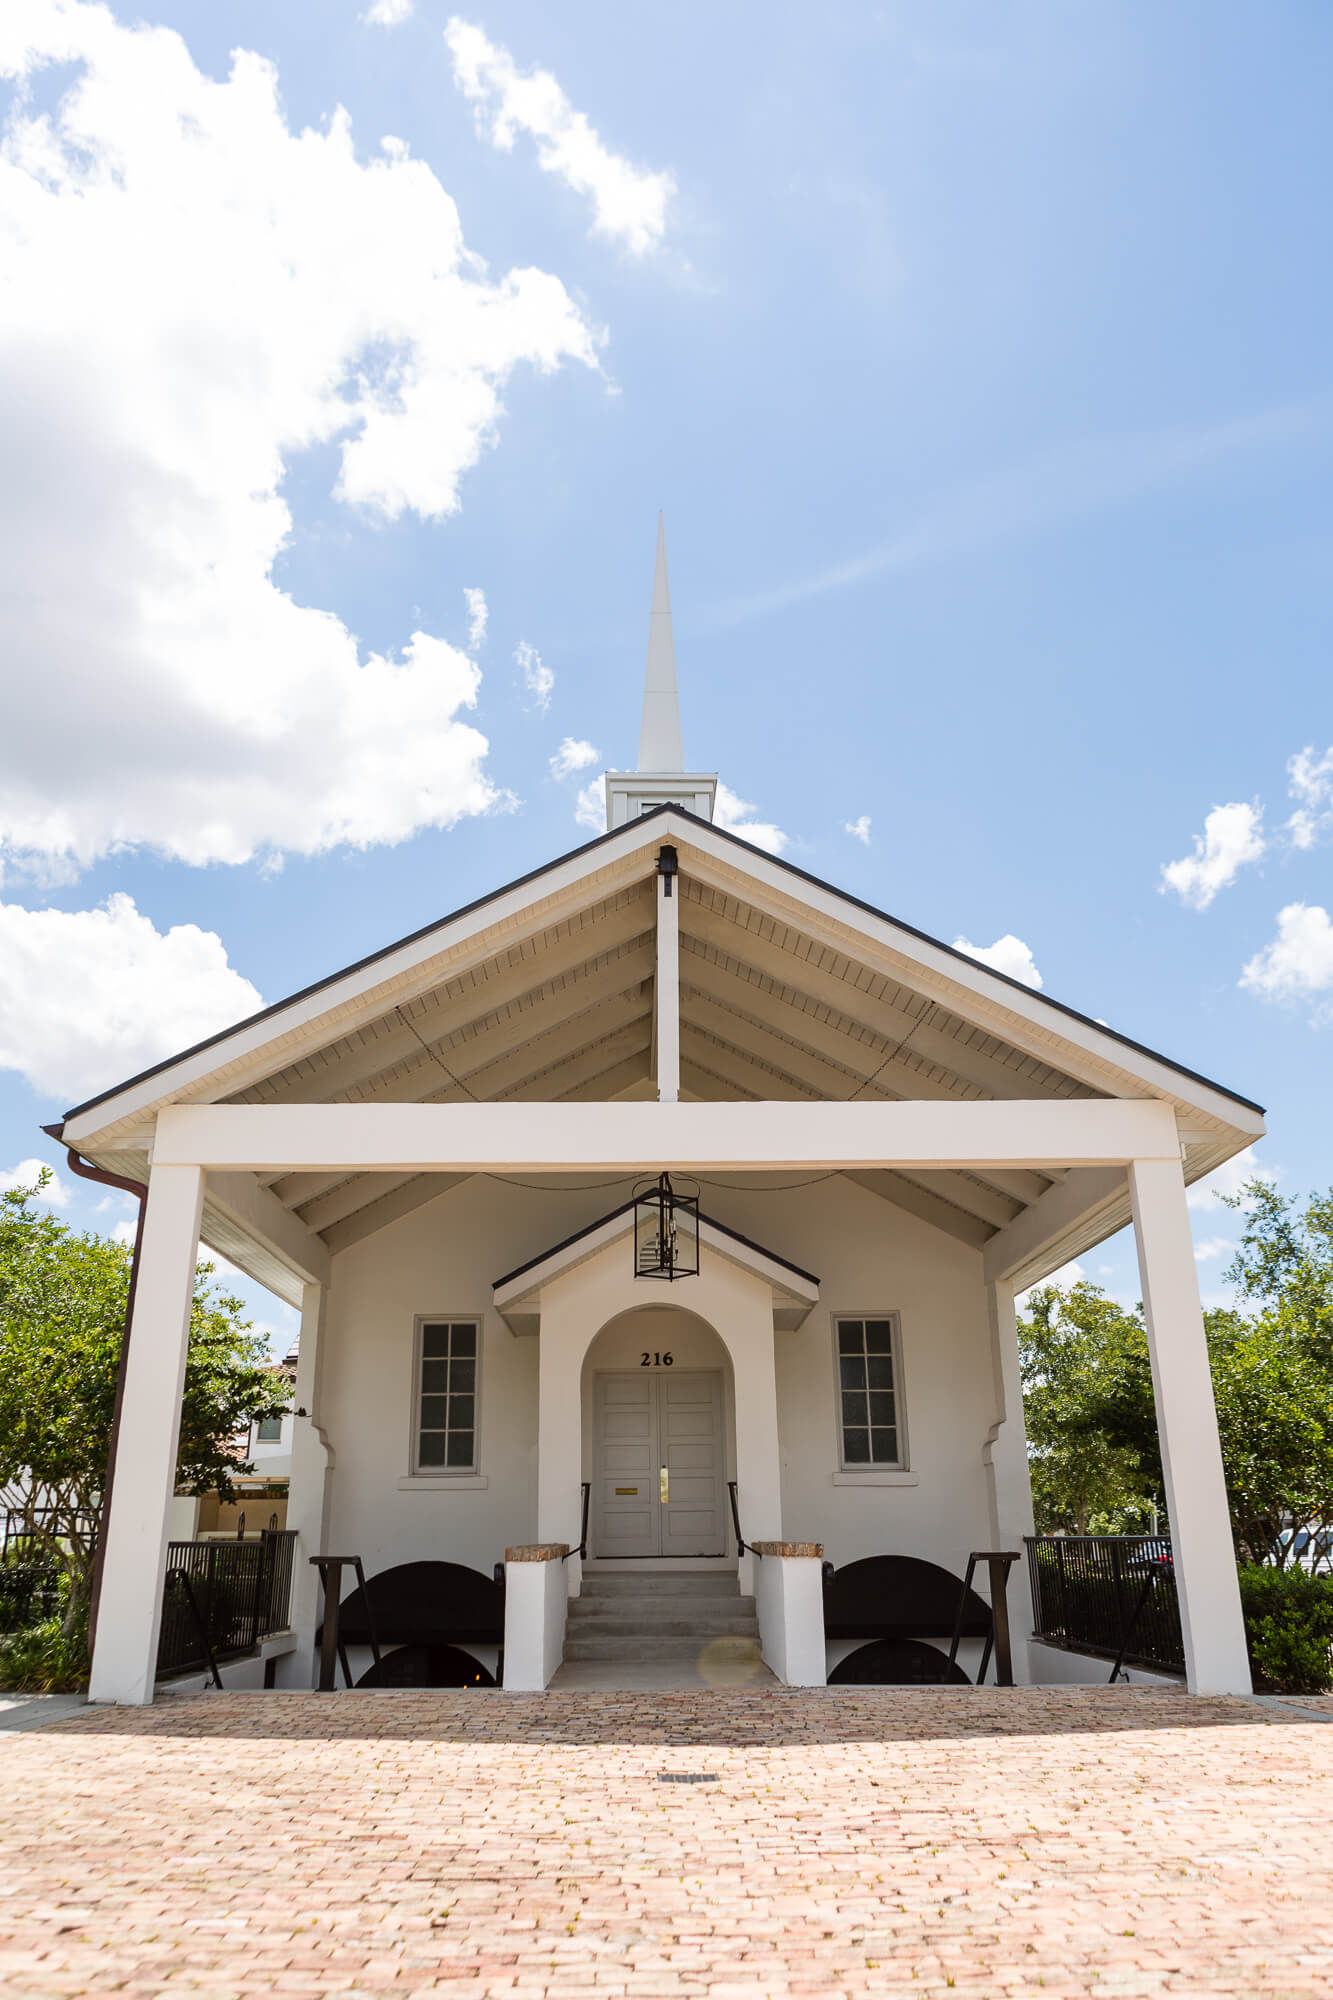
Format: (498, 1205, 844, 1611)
(79, 1077, 1252, 1701)
(45, 679, 1264, 1707)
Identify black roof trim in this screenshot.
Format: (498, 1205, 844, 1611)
(491, 1194, 820, 1294)
(63, 804, 1264, 1123)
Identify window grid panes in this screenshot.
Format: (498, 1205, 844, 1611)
(836, 1317, 900, 1467)
(417, 1321, 478, 1471)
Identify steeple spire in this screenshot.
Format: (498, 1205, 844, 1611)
(637, 514, 685, 773)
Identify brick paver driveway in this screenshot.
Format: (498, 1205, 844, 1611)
(2, 1686, 1332, 1997)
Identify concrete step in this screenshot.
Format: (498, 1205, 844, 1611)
(568, 1594, 755, 1620)
(563, 1634, 764, 1663)
(566, 1611, 759, 1639)
(577, 1573, 741, 1599)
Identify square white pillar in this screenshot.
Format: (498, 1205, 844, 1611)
(276, 1279, 333, 1688)
(984, 1280, 1037, 1683)
(88, 1162, 204, 1706)
(1129, 1156, 1250, 1695)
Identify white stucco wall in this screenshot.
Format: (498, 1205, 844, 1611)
(313, 1171, 1019, 1615)
(719, 1177, 997, 1576)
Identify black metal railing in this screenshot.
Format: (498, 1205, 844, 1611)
(562, 1484, 591, 1562)
(0, 1562, 64, 1633)
(1026, 1535, 1183, 1678)
(2, 1508, 99, 1561)
(726, 1481, 757, 1559)
(157, 1530, 298, 1680)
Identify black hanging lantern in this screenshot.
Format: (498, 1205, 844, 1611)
(633, 1172, 700, 1281)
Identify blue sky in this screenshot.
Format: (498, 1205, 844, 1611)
(1, 0, 1329, 1340)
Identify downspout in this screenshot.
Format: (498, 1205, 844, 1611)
(41, 1121, 147, 1656)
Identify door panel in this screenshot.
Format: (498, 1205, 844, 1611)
(660, 1372, 725, 1557)
(594, 1373, 656, 1558)
(591, 1369, 726, 1558)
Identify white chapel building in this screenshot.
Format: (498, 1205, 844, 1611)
(55, 527, 1265, 1703)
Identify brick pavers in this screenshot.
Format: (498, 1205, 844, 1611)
(1, 1687, 1332, 1996)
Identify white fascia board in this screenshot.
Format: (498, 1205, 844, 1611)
(63, 805, 1263, 1157)
(671, 825, 1266, 1140)
(62, 826, 668, 1151)
(153, 1097, 1181, 1174)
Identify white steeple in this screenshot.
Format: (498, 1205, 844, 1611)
(637, 514, 685, 772)
(604, 519, 718, 831)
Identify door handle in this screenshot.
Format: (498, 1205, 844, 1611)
(659, 1465, 669, 1504)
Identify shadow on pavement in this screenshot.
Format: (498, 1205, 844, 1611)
(37, 1684, 1307, 1747)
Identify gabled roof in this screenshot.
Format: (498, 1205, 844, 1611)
(61, 803, 1264, 1125)
(491, 1196, 820, 1335)
(52, 802, 1266, 1301)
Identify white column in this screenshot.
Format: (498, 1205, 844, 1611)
(983, 1280, 1037, 1683)
(88, 1163, 204, 1706)
(655, 860, 680, 1103)
(1129, 1156, 1250, 1695)
(536, 1293, 584, 1595)
(276, 1280, 333, 1688)
(726, 1287, 783, 1596)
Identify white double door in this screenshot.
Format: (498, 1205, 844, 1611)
(592, 1369, 727, 1559)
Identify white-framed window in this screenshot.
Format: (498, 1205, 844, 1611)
(256, 1416, 283, 1442)
(414, 1317, 481, 1472)
(833, 1314, 906, 1469)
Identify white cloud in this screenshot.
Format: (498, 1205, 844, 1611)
(574, 780, 607, 833)
(463, 587, 488, 651)
(1187, 1146, 1276, 1212)
(1160, 801, 1265, 910)
(444, 17, 674, 256)
(844, 815, 871, 845)
(112, 1218, 136, 1246)
(714, 783, 789, 856)
(953, 933, 1043, 990)
(0, 893, 262, 1102)
(0, 1157, 72, 1206)
(0, 3, 600, 878)
(1193, 1236, 1232, 1264)
(550, 737, 600, 780)
(515, 641, 554, 712)
(1286, 745, 1333, 850)
(1240, 903, 1333, 1008)
(364, 0, 413, 22)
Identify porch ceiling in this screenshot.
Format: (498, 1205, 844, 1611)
(57, 809, 1264, 1292)
(208, 869, 1102, 1257)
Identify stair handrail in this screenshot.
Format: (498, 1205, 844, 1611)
(561, 1482, 591, 1561)
(726, 1480, 758, 1558)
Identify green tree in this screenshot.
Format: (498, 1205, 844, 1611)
(1037, 1286, 1333, 1567)
(1223, 1178, 1333, 1363)
(0, 1174, 288, 1638)
(1018, 1282, 1158, 1533)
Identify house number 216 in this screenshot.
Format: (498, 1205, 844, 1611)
(641, 1351, 674, 1366)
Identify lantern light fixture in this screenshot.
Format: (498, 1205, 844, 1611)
(632, 1172, 700, 1281)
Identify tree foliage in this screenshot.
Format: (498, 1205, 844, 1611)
(1018, 1282, 1156, 1534)
(0, 1174, 288, 1634)
(1018, 1182, 1333, 1569)
(1222, 1179, 1333, 1363)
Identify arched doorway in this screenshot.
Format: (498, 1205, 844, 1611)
(581, 1306, 736, 1565)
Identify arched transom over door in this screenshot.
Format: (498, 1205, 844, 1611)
(593, 1367, 727, 1558)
